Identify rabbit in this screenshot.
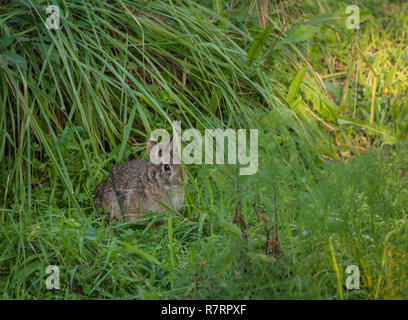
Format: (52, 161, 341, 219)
(94, 138, 188, 222)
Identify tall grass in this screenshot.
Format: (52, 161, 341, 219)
(0, 0, 407, 299)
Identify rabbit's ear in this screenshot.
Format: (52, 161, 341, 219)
(162, 137, 173, 153)
(167, 137, 182, 164)
(169, 137, 174, 153)
(146, 139, 159, 156)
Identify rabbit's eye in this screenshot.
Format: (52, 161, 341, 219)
(164, 164, 171, 171)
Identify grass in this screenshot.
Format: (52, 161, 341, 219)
(0, 0, 407, 299)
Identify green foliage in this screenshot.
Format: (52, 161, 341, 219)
(0, 0, 407, 300)
(247, 23, 273, 63)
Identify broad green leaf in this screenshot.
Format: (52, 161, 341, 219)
(247, 23, 273, 63)
(302, 85, 338, 122)
(278, 24, 320, 48)
(337, 118, 396, 144)
(0, 52, 27, 70)
(0, 35, 13, 51)
(287, 67, 307, 104)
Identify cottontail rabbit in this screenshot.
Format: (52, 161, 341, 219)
(94, 138, 187, 221)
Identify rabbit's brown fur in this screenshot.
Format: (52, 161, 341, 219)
(94, 139, 187, 221)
